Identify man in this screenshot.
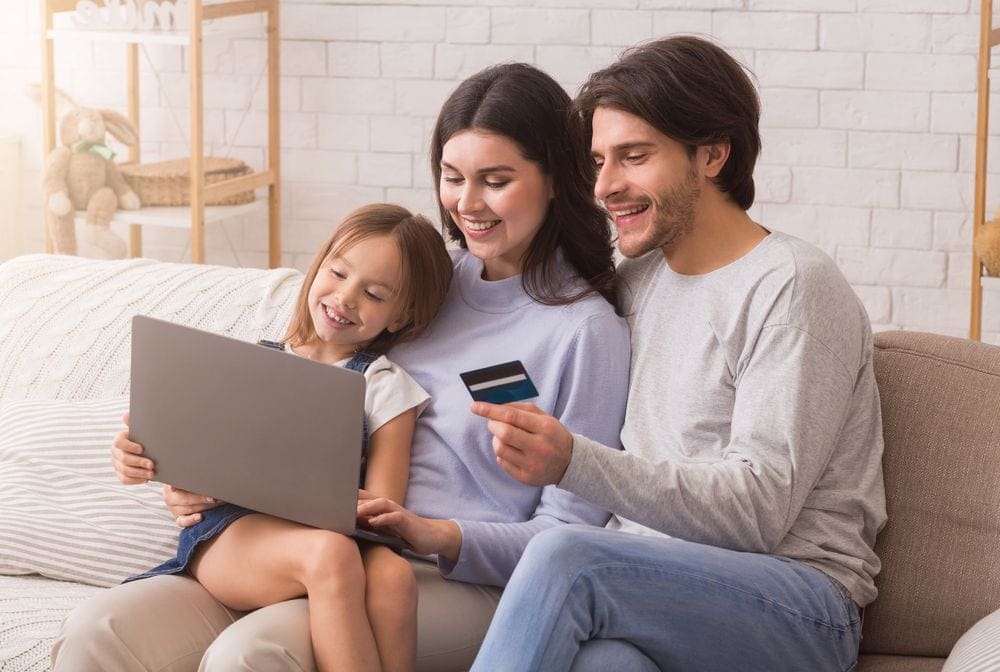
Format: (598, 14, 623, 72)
(470, 36, 886, 672)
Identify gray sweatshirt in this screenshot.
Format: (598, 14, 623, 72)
(559, 231, 887, 607)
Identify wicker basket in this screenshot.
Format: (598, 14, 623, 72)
(121, 157, 255, 207)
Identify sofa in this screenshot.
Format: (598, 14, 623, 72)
(1, 252, 998, 672)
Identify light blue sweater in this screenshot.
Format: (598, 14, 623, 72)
(391, 250, 630, 587)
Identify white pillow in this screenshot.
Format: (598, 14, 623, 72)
(943, 608, 1000, 672)
(0, 397, 179, 587)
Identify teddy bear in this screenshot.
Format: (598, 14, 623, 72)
(975, 209, 1000, 277)
(29, 85, 139, 258)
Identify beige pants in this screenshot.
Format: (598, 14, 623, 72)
(51, 558, 501, 672)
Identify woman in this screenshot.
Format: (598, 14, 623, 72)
(52, 63, 630, 672)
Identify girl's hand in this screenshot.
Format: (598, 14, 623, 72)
(163, 484, 219, 528)
(111, 411, 156, 485)
(357, 489, 463, 561)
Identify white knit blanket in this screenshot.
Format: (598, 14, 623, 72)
(0, 575, 102, 672)
(0, 254, 303, 402)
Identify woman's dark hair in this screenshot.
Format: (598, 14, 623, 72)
(575, 36, 761, 211)
(285, 203, 453, 356)
(430, 63, 620, 314)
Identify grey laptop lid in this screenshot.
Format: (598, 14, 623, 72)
(129, 315, 366, 536)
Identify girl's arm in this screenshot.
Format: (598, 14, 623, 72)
(360, 408, 462, 556)
(362, 407, 417, 505)
(110, 410, 220, 526)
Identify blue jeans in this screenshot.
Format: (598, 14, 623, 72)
(471, 525, 861, 672)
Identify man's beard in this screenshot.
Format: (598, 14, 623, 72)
(617, 166, 700, 259)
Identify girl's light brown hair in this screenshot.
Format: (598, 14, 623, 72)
(284, 203, 453, 356)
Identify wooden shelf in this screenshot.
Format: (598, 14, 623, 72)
(971, 0, 995, 340)
(982, 275, 1000, 290)
(47, 25, 263, 45)
(41, 0, 281, 267)
(72, 199, 266, 229)
(48, 3, 265, 44)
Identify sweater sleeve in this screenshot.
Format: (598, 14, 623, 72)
(559, 324, 859, 553)
(439, 312, 631, 586)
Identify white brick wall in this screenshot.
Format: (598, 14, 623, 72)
(2, 0, 998, 342)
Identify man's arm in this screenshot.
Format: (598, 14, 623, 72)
(477, 324, 861, 554)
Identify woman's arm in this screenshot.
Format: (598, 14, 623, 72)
(358, 492, 463, 560)
(364, 310, 632, 586)
(445, 311, 630, 585)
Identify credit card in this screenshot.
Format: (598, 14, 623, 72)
(460, 360, 539, 404)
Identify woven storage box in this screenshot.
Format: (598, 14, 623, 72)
(121, 157, 254, 206)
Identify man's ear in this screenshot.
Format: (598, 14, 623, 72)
(701, 141, 731, 179)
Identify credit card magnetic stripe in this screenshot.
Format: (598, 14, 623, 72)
(460, 360, 539, 404)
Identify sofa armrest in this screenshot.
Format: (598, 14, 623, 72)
(943, 608, 1000, 671)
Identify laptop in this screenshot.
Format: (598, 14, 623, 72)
(129, 315, 405, 549)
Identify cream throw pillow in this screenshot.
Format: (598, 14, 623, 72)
(0, 397, 178, 587)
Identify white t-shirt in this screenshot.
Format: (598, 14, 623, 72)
(285, 346, 430, 434)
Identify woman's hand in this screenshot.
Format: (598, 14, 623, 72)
(357, 489, 463, 562)
(111, 411, 155, 485)
(163, 485, 220, 528)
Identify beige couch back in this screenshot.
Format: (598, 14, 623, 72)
(862, 331, 1000, 658)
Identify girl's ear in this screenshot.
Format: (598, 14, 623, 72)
(386, 309, 412, 334)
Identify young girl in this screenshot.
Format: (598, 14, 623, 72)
(112, 203, 453, 672)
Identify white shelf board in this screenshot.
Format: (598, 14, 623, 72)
(982, 275, 1000, 290)
(73, 199, 266, 229)
(47, 25, 263, 45)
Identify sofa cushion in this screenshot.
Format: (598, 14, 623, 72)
(862, 331, 1000, 658)
(857, 655, 944, 672)
(0, 397, 179, 587)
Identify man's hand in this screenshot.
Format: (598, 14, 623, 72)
(469, 401, 573, 487)
(163, 485, 220, 528)
(357, 489, 462, 562)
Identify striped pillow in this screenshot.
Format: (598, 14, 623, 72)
(943, 609, 1000, 672)
(0, 397, 179, 587)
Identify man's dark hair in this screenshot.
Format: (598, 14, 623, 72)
(575, 36, 761, 210)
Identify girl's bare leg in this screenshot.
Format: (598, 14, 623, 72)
(190, 513, 380, 672)
(363, 545, 418, 672)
